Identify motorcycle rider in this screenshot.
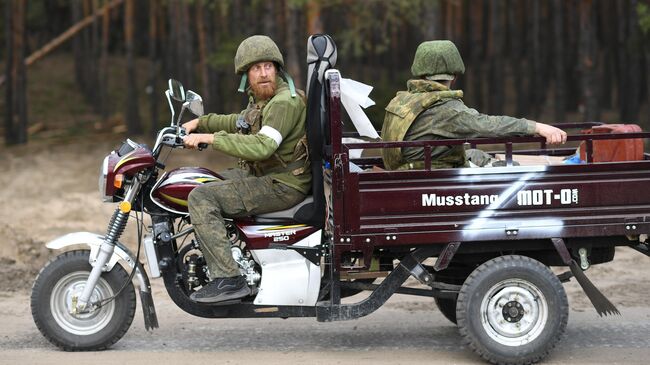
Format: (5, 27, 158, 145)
(181, 35, 310, 303)
(381, 40, 567, 170)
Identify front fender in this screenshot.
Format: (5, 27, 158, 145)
(46, 232, 150, 293)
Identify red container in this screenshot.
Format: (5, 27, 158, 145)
(579, 124, 644, 162)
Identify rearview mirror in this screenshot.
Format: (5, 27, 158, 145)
(185, 90, 204, 117)
(168, 79, 186, 102)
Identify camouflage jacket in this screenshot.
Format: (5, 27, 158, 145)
(196, 77, 311, 194)
(381, 79, 536, 170)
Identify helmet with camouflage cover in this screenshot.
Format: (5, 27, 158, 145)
(410, 40, 465, 80)
(234, 35, 284, 75)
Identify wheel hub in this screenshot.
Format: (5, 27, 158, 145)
(480, 279, 549, 346)
(50, 271, 116, 336)
(502, 301, 524, 322)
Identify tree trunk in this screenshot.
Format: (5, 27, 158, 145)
(72, 0, 85, 93)
(451, 0, 465, 91)
(86, 0, 101, 114)
(468, 0, 485, 110)
(487, 0, 504, 115)
(5, 0, 28, 145)
(598, 0, 616, 109)
(552, 0, 566, 122)
(509, 0, 528, 117)
(80, 0, 93, 103)
(306, 0, 323, 34)
(149, 0, 160, 132)
(580, 0, 600, 122)
(262, 0, 276, 40)
(646, 46, 650, 128)
(17, 0, 28, 144)
(423, 0, 443, 39)
(565, 0, 581, 113)
(124, 0, 142, 134)
(196, 1, 209, 102)
(285, 0, 302, 89)
(99, 2, 110, 122)
(529, 0, 542, 118)
(179, 1, 194, 88)
(623, 0, 641, 123)
(205, 3, 221, 113)
(15, 0, 124, 70)
(166, 0, 179, 81)
(4, 0, 15, 144)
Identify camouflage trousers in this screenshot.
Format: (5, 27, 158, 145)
(188, 168, 305, 278)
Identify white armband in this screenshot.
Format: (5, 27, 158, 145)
(258, 125, 283, 147)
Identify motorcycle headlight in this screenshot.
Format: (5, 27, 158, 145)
(99, 155, 111, 202)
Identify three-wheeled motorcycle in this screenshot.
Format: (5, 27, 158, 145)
(31, 35, 650, 365)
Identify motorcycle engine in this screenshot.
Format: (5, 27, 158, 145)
(182, 253, 209, 291)
(231, 246, 261, 287)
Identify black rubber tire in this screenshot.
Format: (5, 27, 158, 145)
(31, 250, 136, 351)
(434, 296, 458, 324)
(432, 264, 472, 325)
(456, 255, 568, 365)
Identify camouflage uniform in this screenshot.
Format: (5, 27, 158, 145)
(188, 37, 309, 278)
(381, 41, 536, 170)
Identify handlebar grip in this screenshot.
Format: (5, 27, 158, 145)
(198, 142, 209, 151)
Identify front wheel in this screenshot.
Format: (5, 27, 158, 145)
(31, 250, 136, 351)
(456, 255, 568, 365)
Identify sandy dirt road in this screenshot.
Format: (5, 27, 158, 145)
(1, 137, 650, 364)
(1, 286, 650, 365)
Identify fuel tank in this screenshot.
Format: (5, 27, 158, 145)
(150, 167, 221, 214)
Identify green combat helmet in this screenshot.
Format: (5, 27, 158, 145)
(410, 40, 465, 80)
(233, 35, 295, 97)
(234, 35, 284, 75)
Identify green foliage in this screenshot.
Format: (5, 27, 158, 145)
(330, 0, 428, 58)
(287, 0, 309, 8)
(207, 39, 240, 69)
(638, 3, 650, 36)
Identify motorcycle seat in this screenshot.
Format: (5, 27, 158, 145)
(254, 196, 314, 222)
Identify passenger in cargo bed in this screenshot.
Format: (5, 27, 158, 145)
(381, 40, 567, 170)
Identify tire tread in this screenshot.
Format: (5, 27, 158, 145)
(456, 255, 568, 365)
(31, 250, 136, 351)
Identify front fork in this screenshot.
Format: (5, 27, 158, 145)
(75, 180, 141, 313)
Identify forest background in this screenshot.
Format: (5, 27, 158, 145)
(2, 0, 650, 146)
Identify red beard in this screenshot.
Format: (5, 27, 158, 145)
(250, 79, 277, 100)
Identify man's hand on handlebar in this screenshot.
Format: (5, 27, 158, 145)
(181, 118, 211, 150)
(182, 133, 212, 150)
(182, 118, 200, 133)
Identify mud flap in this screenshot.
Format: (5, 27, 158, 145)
(551, 238, 620, 316)
(127, 260, 159, 331)
(139, 289, 159, 330)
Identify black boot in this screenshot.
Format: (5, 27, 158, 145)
(190, 275, 250, 304)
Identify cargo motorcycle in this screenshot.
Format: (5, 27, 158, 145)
(32, 35, 650, 365)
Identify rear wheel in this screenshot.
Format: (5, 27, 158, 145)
(456, 255, 568, 365)
(433, 264, 472, 325)
(434, 296, 458, 324)
(31, 250, 136, 351)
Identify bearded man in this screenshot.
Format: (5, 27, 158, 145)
(181, 35, 309, 303)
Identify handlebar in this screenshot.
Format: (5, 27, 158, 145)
(153, 126, 210, 157)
